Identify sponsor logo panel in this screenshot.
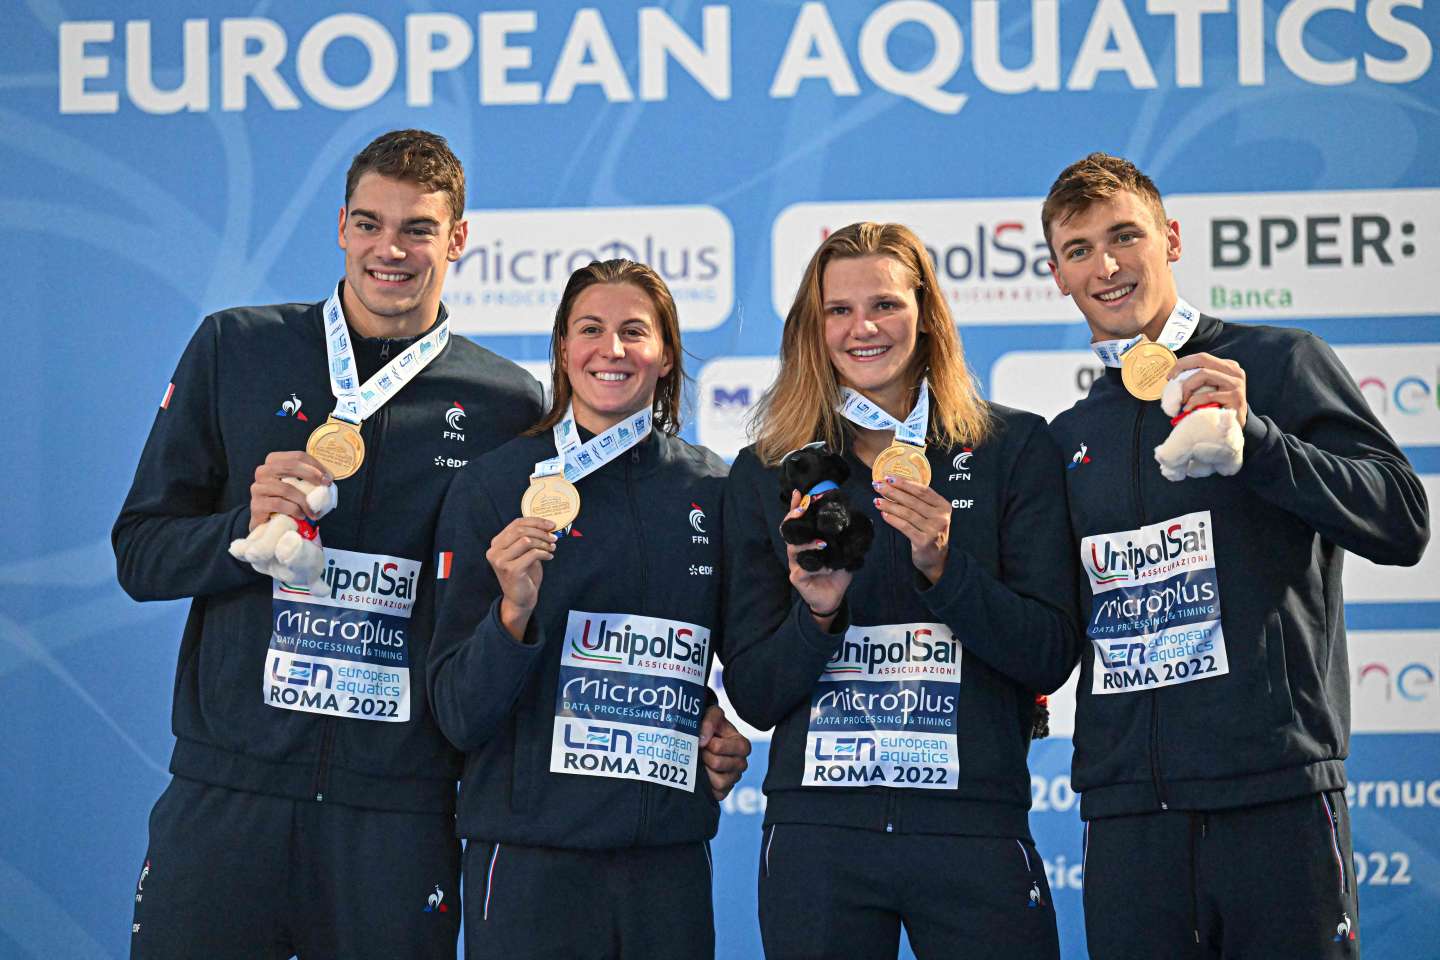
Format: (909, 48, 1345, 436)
(552, 610, 710, 791)
(803, 623, 961, 790)
(1169, 189, 1437, 320)
(990, 349, 1106, 421)
(773, 199, 1066, 326)
(696, 356, 780, 461)
(445, 206, 733, 334)
(1339, 344, 1440, 446)
(1350, 632, 1440, 734)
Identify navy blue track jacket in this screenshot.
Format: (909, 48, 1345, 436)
(429, 428, 729, 847)
(113, 294, 542, 813)
(1050, 313, 1429, 819)
(721, 406, 1082, 839)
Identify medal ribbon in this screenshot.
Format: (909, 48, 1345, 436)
(1090, 297, 1200, 368)
(837, 380, 930, 447)
(532, 404, 653, 483)
(321, 283, 451, 424)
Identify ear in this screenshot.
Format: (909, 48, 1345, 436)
(660, 344, 675, 380)
(337, 206, 348, 251)
(447, 217, 469, 262)
(1166, 218, 1182, 265)
(1047, 258, 1070, 297)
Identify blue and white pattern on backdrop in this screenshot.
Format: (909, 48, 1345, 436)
(4, 2, 1438, 957)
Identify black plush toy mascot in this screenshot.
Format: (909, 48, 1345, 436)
(779, 443, 874, 572)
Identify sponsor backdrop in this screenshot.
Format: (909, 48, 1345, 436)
(4, 1, 1437, 957)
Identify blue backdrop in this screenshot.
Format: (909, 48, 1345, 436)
(4, 2, 1438, 957)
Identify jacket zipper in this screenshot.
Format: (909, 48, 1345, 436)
(311, 404, 389, 802)
(625, 447, 653, 840)
(1131, 403, 1169, 811)
(883, 502, 902, 833)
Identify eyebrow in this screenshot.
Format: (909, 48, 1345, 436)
(574, 314, 652, 325)
(823, 292, 903, 305)
(349, 208, 442, 228)
(1060, 220, 1145, 253)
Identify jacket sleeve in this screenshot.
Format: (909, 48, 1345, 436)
(1239, 332, 1429, 566)
(917, 421, 1084, 694)
(427, 470, 547, 752)
(112, 316, 257, 601)
(719, 450, 846, 731)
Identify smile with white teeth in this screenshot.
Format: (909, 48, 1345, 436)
(369, 270, 412, 282)
(1096, 284, 1134, 302)
(592, 371, 630, 381)
(849, 345, 890, 358)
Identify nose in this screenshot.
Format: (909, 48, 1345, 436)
(1099, 253, 1118, 279)
(601, 332, 625, 358)
(851, 310, 880, 337)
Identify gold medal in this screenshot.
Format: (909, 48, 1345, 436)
(872, 443, 931, 486)
(306, 417, 365, 480)
(521, 475, 581, 529)
(1120, 340, 1177, 402)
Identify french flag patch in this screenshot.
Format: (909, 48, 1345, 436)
(436, 551, 453, 579)
(160, 382, 175, 409)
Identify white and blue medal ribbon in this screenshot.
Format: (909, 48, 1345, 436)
(836, 379, 931, 447)
(320, 282, 450, 425)
(530, 404, 653, 483)
(1090, 297, 1200, 368)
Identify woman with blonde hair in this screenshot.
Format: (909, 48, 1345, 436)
(722, 222, 1079, 959)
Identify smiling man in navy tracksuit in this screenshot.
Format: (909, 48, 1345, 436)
(114, 130, 546, 959)
(1043, 152, 1429, 959)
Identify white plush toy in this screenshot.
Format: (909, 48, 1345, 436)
(1153, 368, 1244, 482)
(229, 478, 338, 591)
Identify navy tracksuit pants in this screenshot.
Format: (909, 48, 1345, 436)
(1083, 790, 1361, 959)
(129, 777, 460, 959)
(462, 839, 715, 959)
(757, 823, 1060, 959)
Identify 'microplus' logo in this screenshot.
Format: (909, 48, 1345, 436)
(444, 206, 734, 335)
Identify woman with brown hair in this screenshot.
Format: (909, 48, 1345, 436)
(428, 259, 750, 959)
(722, 222, 1079, 959)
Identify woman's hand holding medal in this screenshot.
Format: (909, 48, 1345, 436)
(873, 475, 951, 585)
(488, 517, 558, 643)
(782, 490, 852, 628)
